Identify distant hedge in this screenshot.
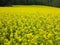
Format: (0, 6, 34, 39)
(0, 0, 60, 7)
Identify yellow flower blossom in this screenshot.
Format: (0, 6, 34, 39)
(0, 6, 60, 45)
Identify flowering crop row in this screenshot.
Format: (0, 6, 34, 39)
(0, 6, 60, 45)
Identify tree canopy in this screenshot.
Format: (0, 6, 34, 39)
(0, 0, 60, 7)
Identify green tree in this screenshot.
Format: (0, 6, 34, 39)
(0, 0, 13, 6)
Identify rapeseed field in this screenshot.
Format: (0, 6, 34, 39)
(0, 6, 60, 45)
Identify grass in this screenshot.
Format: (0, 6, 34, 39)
(0, 5, 60, 45)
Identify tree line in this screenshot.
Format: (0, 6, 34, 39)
(0, 0, 60, 7)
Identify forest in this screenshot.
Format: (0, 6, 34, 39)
(0, 0, 60, 7)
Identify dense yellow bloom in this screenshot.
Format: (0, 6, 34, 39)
(0, 6, 60, 45)
(26, 33, 33, 38)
